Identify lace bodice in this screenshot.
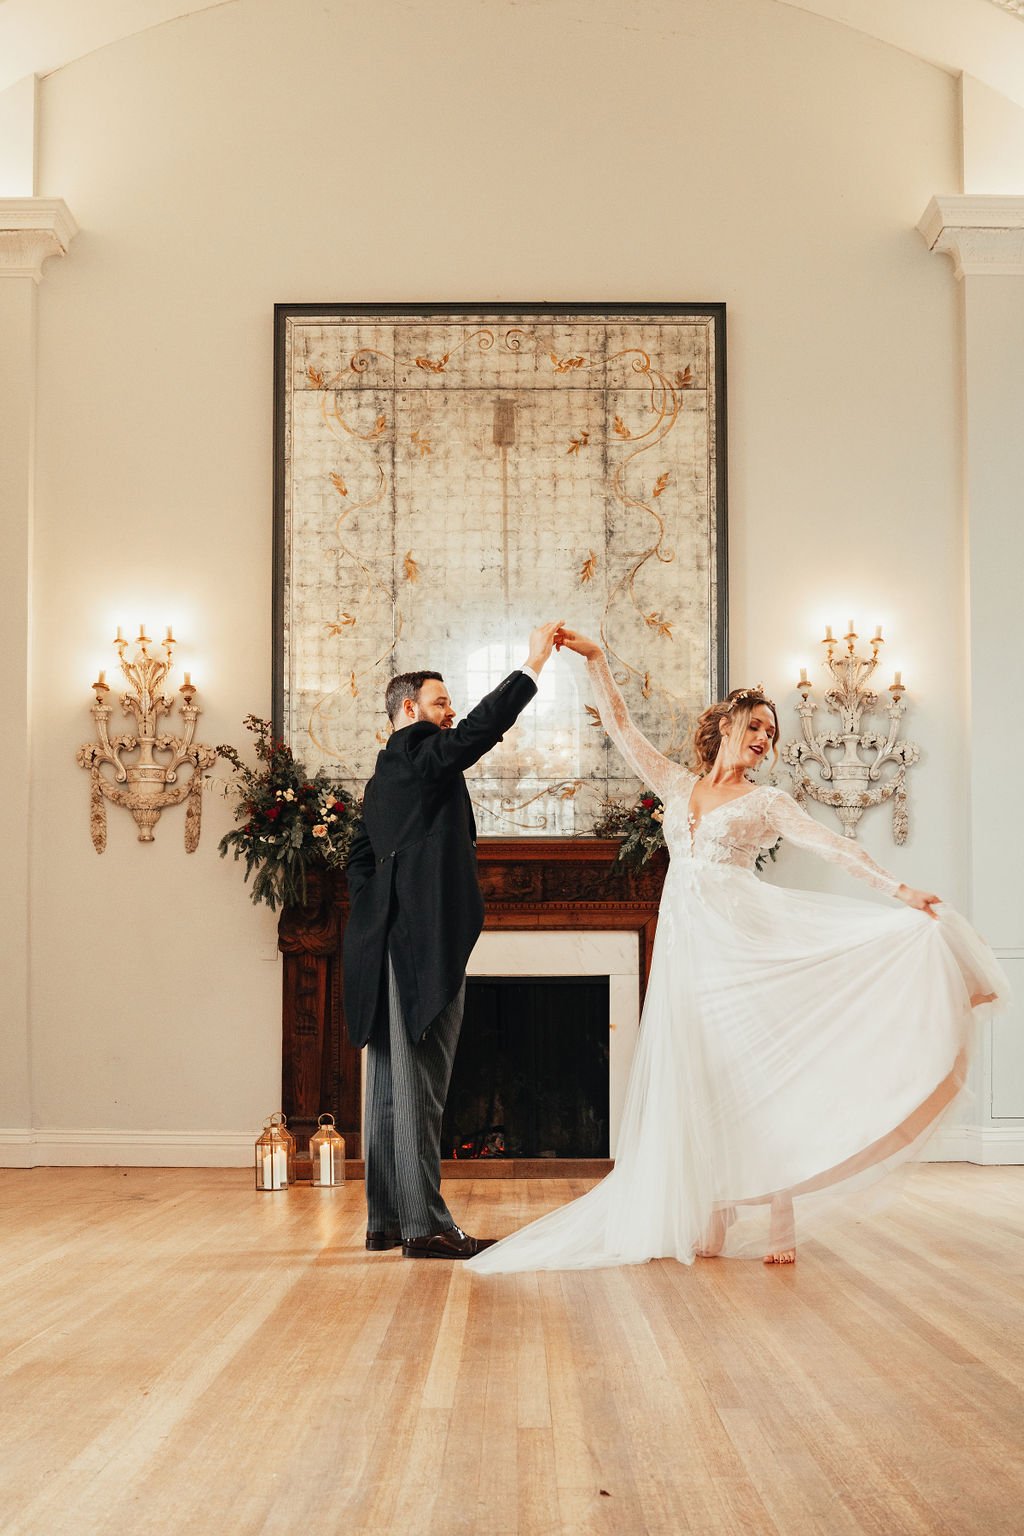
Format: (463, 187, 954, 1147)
(587, 652, 902, 897)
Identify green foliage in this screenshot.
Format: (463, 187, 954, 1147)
(215, 715, 363, 911)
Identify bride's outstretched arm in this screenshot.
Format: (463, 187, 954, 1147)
(558, 629, 692, 801)
(764, 788, 907, 899)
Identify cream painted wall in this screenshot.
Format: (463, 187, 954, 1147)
(963, 274, 1024, 1124)
(19, 0, 968, 1154)
(0, 279, 36, 1139)
(961, 75, 1024, 194)
(0, 75, 37, 196)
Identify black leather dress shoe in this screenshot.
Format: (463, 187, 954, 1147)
(365, 1229, 402, 1251)
(401, 1225, 498, 1260)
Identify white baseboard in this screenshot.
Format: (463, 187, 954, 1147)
(3, 1124, 1023, 1170)
(924, 1124, 1024, 1165)
(0, 1128, 253, 1169)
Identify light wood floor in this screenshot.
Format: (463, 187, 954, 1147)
(1, 1167, 1023, 1536)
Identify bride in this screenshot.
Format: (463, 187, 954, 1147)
(467, 630, 1007, 1271)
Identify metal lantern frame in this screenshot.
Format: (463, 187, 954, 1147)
(255, 1117, 289, 1191)
(309, 1112, 346, 1187)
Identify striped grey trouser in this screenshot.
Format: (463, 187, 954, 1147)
(364, 958, 466, 1239)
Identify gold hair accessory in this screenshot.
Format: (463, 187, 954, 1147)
(726, 685, 775, 712)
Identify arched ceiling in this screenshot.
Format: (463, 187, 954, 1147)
(1, 0, 1023, 106)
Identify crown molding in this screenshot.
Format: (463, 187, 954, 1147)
(0, 197, 78, 283)
(918, 194, 1024, 279)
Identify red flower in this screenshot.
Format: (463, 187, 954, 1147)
(333, 800, 346, 813)
(266, 804, 282, 821)
(641, 796, 655, 809)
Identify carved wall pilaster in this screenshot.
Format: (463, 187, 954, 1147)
(0, 199, 78, 282)
(918, 195, 1024, 279)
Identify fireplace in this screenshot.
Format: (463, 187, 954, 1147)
(442, 977, 610, 1161)
(278, 838, 666, 1174)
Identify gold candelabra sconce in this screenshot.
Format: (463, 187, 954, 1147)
(780, 621, 920, 843)
(76, 624, 217, 852)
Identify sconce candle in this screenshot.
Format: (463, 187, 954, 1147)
(798, 668, 808, 685)
(823, 625, 834, 642)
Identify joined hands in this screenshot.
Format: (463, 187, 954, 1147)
(553, 626, 601, 660)
(525, 622, 602, 671)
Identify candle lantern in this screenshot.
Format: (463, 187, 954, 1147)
(255, 1118, 289, 1191)
(309, 1113, 346, 1187)
(274, 1112, 297, 1183)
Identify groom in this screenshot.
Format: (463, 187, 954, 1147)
(343, 620, 561, 1258)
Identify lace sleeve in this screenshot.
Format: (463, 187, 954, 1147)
(764, 788, 902, 897)
(586, 651, 692, 801)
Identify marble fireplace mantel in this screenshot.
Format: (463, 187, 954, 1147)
(278, 838, 667, 1172)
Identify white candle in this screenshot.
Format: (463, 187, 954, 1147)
(824, 625, 833, 641)
(274, 1147, 287, 1188)
(116, 626, 124, 641)
(183, 672, 192, 687)
(873, 625, 883, 641)
(165, 625, 174, 641)
(847, 618, 855, 635)
(894, 671, 903, 687)
(799, 668, 808, 684)
(319, 1142, 333, 1185)
(98, 670, 106, 686)
(261, 1148, 275, 1189)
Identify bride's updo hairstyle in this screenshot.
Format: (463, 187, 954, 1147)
(689, 687, 780, 775)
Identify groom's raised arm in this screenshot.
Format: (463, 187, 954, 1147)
(408, 620, 561, 780)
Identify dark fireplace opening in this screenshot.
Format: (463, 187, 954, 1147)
(442, 977, 609, 1160)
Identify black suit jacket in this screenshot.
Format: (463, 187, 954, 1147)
(343, 670, 538, 1047)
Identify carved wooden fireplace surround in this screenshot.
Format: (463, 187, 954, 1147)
(279, 838, 666, 1171)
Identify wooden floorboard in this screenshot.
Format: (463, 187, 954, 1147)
(1, 1166, 1022, 1535)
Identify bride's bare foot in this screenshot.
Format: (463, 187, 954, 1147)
(763, 1194, 796, 1266)
(696, 1205, 735, 1257)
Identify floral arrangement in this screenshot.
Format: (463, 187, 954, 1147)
(593, 789, 781, 873)
(214, 715, 362, 911)
(592, 791, 668, 867)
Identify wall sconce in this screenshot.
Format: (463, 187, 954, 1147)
(76, 624, 217, 852)
(780, 621, 920, 842)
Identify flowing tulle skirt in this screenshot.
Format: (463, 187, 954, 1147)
(467, 862, 1009, 1272)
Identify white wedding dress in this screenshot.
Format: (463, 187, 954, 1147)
(468, 654, 1009, 1271)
